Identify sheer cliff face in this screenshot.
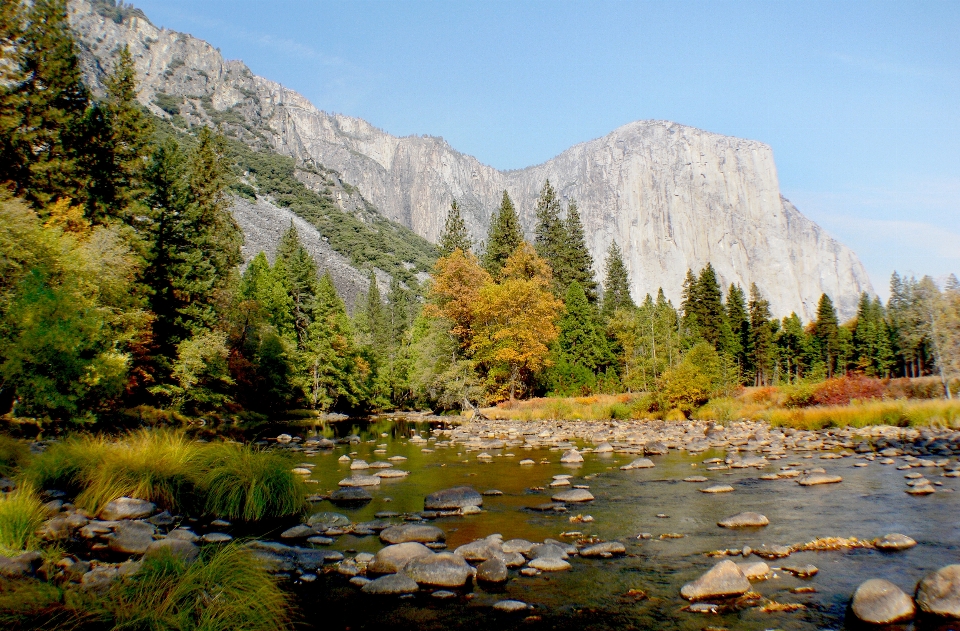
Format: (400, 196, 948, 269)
(68, 1, 872, 321)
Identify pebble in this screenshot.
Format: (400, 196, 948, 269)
(851, 579, 916, 624)
(493, 600, 531, 612)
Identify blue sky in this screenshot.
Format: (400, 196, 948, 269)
(132, 0, 959, 299)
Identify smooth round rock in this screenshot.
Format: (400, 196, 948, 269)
(798, 473, 843, 486)
(620, 458, 655, 470)
(852, 579, 916, 624)
(718, 512, 769, 528)
(329, 487, 372, 505)
(280, 524, 316, 539)
(361, 573, 420, 595)
(580, 542, 626, 557)
(368, 542, 433, 574)
(528, 557, 572, 571)
(560, 449, 584, 463)
(99, 497, 156, 521)
(307, 512, 351, 529)
(736, 561, 771, 581)
(916, 565, 960, 618)
(403, 552, 472, 587)
(339, 475, 380, 487)
(477, 557, 509, 584)
(551, 489, 594, 503)
(700, 485, 734, 494)
(144, 538, 199, 563)
(872, 533, 917, 552)
(493, 600, 531, 612)
(107, 521, 157, 555)
(680, 560, 751, 601)
(380, 524, 446, 545)
(424, 486, 483, 510)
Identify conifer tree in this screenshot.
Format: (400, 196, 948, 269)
(0, 1, 25, 186)
(533, 180, 567, 285)
(725, 283, 749, 373)
(559, 200, 598, 302)
(482, 191, 524, 277)
(853, 292, 893, 377)
(680, 269, 699, 334)
(239, 253, 295, 341)
(814, 293, 841, 378)
(601, 241, 634, 320)
(776, 313, 809, 382)
(438, 199, 472, 256)
(556, 281, 612, 372)
(5, 0, 91, 208)
(693, 264, 725, 347)
(388, 277, 412, 345)
(364, 271, 390, 350)
(748, 283, 773, 385)
(275, 223, 318, 345)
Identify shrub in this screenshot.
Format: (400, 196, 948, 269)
(96, 545, 292, 631)
(782, 382, 817, 408)
(0, 434, 30, 477)
(197, 444, 306, 521)
(810, 375, 886, 406)
(0, 484, 46, 556)
(657, 362, 711, 413)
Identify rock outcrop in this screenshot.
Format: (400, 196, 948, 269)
(67, 0, 872, 319)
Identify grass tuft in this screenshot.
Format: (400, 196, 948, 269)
(0, 434, 31, 478)
(199, 444, 307, 521)
(0, 484, 46, 556)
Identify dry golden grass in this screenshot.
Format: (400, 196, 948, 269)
(479, 393, 650, 421)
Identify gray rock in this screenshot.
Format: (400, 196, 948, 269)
(560, 449, 584, 463)
(736, 561, 771, 580)
(528, 557, 571, 571)
(107, 521, 157, 555)
(166, 528, 199, 543)
(380, 524, 445, 545)
(782, 564, 818, 578)
(916, 565, 960, 618)
(551, 488, 594, 503)
(852, 579, 916, 624)
(424, 486, 483, 510)
(280, 524, 316, 539)
(362, 573, 420, 595)
(200, 532, 233, 544)
(700, 484, 735, 493)
(99, 497, 156, 521)
(530, 543, 568, 560)
(36, 516, 71, 541)
(477, 557, 509, 584)
(145, 538, 199, 563)
(797, 473, 843, 486)
(718, 512, 769, 528)
(0, 551, 42, 577)
(754, 544, 792, 559)
(579, 542, 626, 558)
(81, 565, 119, 592)
(644, 442, 668, 455)
(680, 560, 751, 601)
(403, 552, 472, 587)
(501, 539, 535, 555)
(432, 589, 457, 599)
(307, 512, 351, 529)
(874, 533, 917, 551)
(291, 547, 343, 570)
(493, 600, 531, 612)
(330, 487, 372, 505)
(338, 475, 380, 487)
(620, 458, 655, 470)
(368, 542, 434, 574)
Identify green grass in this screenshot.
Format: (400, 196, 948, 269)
(763, 399, 960, 430)
(0, 484, 46, 556)
(0, 434, 30, 477)
(198, 444, 307, 521)
(22, 430, 305, 520)
(95, 545, 293, 631)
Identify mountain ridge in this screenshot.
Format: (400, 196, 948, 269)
(66, 0, 873, 321)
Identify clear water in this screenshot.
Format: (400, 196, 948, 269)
(271, 418, 960, 631)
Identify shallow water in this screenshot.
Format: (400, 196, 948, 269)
(270, 419, 960, 631)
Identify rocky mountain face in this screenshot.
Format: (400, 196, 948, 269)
(67, 0, 872, 320)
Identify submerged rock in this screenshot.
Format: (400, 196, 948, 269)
(680, 560, 751, 601)
(307, 512, 351, 529)
(851, 579, 916, 624)
(329, 487, 372, 505)
(718, 512, 769, 528)
(551, 489, 594, 503)
(424, 486, 483, 510)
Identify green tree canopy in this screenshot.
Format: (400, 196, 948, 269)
(601, 241, 634, 320)
(438, 199, 473, 256)
(482, 191, 524, 277)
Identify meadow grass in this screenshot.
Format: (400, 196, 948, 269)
(0, 434, 30, 478)
(483, 394, 651, 421)
(0, 484, 46, 556)
(198, 443, 306, 521)
(761, 398, 960, 430)
(94, 544, 293, 631)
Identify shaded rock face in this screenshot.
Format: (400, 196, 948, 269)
(68, 0, 871, 321)
(851, 579, 915, 624)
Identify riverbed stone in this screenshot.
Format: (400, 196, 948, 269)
(530, 543, 568, 559)
(852, 579, 916, 624)
(201, 532, 233, 544)
(551, 488, 594, 503)
(107, 520, 156, 555)
(874, 533, 917, 551)
(798, 473, 843, 486)
(502, 539, 535, 555)
(718, 512, 769, 528)
(680, 560, 751, 601)
(362, 573, 420, 595)
(782, 564, 819, 578)
(424, 486, 483, 510)
(528, 557, 572, 571)
(561, 449, 584, 463)
(916, 565, 960, 618)
(645, 442, 669, 455)
(339, 475, 380, 487)
(280, 524, 316, 539)
(580, 542, 626, 558)
(368, 542, 433, 574)
(736, 561, 771, 580)
(307, 512, 351, 529)
(700, 485, 735, 493)
(477, 557, 509, 584)
(403, 552, 473, 587)
(493, 600, 531, 612)
(145, 538, 199, 563)
(380, 524, 445, 545)
(329, 487, 372, 505)
(0, 551, 42, 577)
(99, 497, 156, 521)
(620, 458, 655, 470)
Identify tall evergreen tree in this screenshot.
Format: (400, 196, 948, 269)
(693, 264, 725, 347)
(4, 0, 91, 208)
(533, 180, 567, 286)
(556, 281, 612, 371)
(559, 200, 598, 303)
(814, 293, 841, 378)
(0, 1, 25, 188)
(364, 271, 390, 350)
(438, 199, 472, 256)
(276, 223, 318, 345)
(776, 313, 809, 382)
(853, 292, 893, 377)
(601, 241, 634, 320)
(725, 283, 749, 375)
(748, 283, 773, 385)
(482, 190, 524, 277)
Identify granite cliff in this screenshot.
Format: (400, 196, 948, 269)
(67, 0, 872, 320)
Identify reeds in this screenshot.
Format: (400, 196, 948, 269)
(0, 484, 46, 556)
(0, 435, 30, 477)
(198, 444, 307, 521)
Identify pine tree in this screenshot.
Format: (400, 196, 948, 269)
(438, 199, 472, 256)
(364, 270, 390, 350)
(388, 276, 412, 346)
(5, 0, 91, 208)
(694, 264, 725, 347)
(814, 293, 840, 378)
(748, 283, 773, 385)
(559, 200, 598, 302)
(725, 283, 749, 376)
(239, 252, 295, 341)
(533, 180, 567, 286)
(600, 241, 634, 320)
(776, 313, 809, 382)
(482, 190, 524, 277)
(555, 281, 612, 373)
(276, 223, 318, 345)
(853, 292, 893, 377)
(0, 1, 25, 188)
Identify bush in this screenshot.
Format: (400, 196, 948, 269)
(0, 485, 46, 556)
(97, 545, 292, 631)
(810, 375, 887, 406)
(198, 444, 306, 521)
(657, 362, 711, 413)
(0, 434, 30, 477)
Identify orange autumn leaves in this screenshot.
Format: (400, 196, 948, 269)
(427, 243, 563, 401)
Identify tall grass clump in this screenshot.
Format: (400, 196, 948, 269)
(764, 399, 960, 430)
(198, 444, 306, 521)
(0, 434, 31, 477)
(0, 484, 46, 556)
(96, 545, 292, 631)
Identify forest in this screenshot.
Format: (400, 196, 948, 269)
(0, 0, 958, 428)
